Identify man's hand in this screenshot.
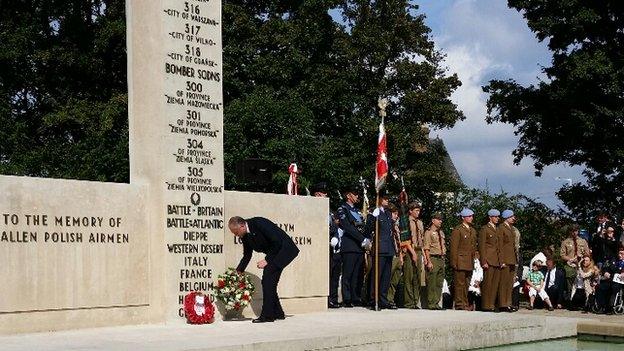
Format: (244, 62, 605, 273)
(604, 272, 611, 279)
(482, 262, 489, 270)
(257, 259, 268, 269)
(426, 261, 433, 271)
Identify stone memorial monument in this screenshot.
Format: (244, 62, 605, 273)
(0, 0, 327, 335)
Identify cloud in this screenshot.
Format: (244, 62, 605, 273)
(418, 0, 583, 209)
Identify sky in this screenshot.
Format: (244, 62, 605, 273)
(416, 0, 584, 209)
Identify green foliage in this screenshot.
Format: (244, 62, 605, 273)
(483, 0, 624, 219)
(223, 0, 464, 199)
(0, 0, 128, 182)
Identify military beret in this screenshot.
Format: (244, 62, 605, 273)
(460, 208, 474, 217)
(501, 209, 514, 219)
(432, 212, 443, 220)
(487, 209, 500, 217)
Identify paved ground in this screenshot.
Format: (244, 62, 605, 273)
(515, 307, 623, 324)
(0, 308, 589, 351)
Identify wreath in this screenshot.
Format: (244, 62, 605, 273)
(183, 291, 215, 324)
(212, 267, 256, 311)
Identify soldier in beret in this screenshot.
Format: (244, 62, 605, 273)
(498, 209, 518, 312)
(450, 208, 478, 310)
(479, 209, 501, 312)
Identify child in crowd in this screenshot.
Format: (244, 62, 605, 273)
(526, 260, 554, 311)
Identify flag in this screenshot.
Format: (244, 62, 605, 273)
(375, 122, 388, 192)
(287, 163, 298, 195)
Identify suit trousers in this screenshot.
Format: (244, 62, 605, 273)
(453, 269, 472, 309)
(481, 266, 501, 310)
(498, 265, 515, 308)
(341, 252, 363, 303)
(369, 255, 393, 306)
(329, 251, 342, 304)
(261, 263, 285, 319)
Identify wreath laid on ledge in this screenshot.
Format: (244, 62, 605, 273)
(183, 291, 215, 324)
(212, 267, 255, 311)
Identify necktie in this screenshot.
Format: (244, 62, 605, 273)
(573, 238, 578, 257)
(545, 270, 551, 288)
(438, 231, 444, 255)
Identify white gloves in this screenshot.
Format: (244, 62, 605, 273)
(372, 207, 381, 217)
(330, 237, 339, 247)
(361, 238, 372, 251)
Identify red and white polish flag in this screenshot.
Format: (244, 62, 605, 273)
(375, 122, 388, 192)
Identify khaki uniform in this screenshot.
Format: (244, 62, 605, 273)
(450, 223, 478, 309)
(478, 223, 501, 310)
(498, 223, 517, 309)
(403, 217, 425, 308)
(423, 224, 446, 309)
(560, 236, 590, 295)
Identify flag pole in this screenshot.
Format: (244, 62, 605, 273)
(375, 191, 380, 311)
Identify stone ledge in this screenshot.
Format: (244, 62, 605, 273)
(0, 310, 579, 351)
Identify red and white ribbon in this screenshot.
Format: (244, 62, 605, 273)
(287, 163, 298, 195)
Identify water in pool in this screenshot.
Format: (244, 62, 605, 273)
(475, 337, 624, 351)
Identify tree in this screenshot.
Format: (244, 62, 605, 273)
(483, 1, 624, 221)
(222, 0, 464, 199)
(0, 0, 128, 182)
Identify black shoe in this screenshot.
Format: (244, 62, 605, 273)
(328, 302, 341, 309)
(275, 314, 286, 320)
(343, 302, 354, 308)
(252, 317, 275, 323)
(481, 309, 495, 312)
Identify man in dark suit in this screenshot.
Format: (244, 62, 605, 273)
(229, 216, 300, 323)
(543, 257, 565, 309)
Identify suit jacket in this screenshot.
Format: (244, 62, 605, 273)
(544, 267, 565, 302)
(479, 223, 500, 267)
(450, 224, 477, 271)
(236, 217, 300, 272)
(499, 223, 517, 265)
(365, 209, 396, 256)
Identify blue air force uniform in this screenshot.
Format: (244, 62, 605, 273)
(337, 202, 367, 306)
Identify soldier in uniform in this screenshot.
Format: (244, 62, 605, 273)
(478, 209, 501, 312)
(450, 208, 478, 310)
(560, 224, 590, 299)
(337, 187, 371, 308)
(404, 202, 425, 309)
(313, 182, 342, 309)
(366, 200, 398, 309)
(423, 212, 446, 309)
(498, 209, 518, 312)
